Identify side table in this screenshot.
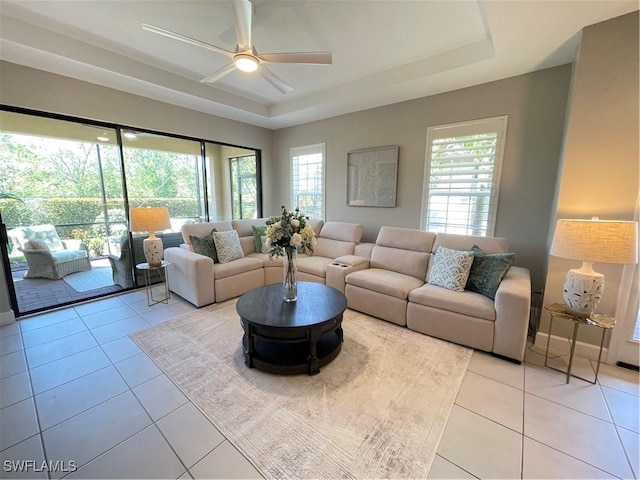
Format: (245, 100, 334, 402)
(136, 261, 171, 307)
(544, 303, 615, 384)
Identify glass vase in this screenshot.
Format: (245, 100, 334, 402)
(283, 247, 297, 302)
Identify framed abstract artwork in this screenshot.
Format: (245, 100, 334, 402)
(347, 145, 398, 207)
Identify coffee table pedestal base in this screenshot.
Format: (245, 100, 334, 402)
(242, 319, 343, 375)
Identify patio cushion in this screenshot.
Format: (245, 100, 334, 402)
(52, 250, 89, 262)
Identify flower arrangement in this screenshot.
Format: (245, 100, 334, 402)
(265, 206, 316, 258)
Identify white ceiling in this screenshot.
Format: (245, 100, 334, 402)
(0, 1, 637, 129)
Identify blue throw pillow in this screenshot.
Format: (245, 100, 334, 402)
(466, 245, 515, 299)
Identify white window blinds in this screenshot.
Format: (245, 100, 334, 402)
(291, 143, 325, 219)
(422, 116, 507, 236)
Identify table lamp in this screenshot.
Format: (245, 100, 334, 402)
(129, 207, 171, 267)
(550, 217, 638, 316)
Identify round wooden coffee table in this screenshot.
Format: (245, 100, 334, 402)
(236, 282, 347, 375)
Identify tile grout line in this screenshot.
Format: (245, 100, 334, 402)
(598, 379, 637, 478)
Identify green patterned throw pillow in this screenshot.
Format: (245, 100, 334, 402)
(428, 246, 474, 292)
(252, 225, 268, 253)
(466, 245, 515, 299)
(189, 228, 218, 263)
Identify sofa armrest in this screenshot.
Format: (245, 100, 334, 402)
(326, 255, 371, 294)
(164, 247, 215, 307)
(493, 266, 531, 362)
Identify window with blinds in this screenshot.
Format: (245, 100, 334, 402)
(290, 143, 325, 219)
(421, 116, 507, 236)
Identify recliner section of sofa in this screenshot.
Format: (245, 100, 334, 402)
(164, 218, 363, 308)
(343, 227, 531, 362)
(163, 220, 531, 362)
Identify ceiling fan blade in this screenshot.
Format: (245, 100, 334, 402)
(259, 52, 333, 65)
(200, 63, 237, 83)
(259, 66, 294, 94)
(142, 23, 234, 58)
(231, 0, 252, 51)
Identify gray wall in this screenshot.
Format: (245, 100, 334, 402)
(273, 65, 573, 292)
(541, 12, 639, 346)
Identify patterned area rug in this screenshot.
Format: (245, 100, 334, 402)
(130, 300, 472, 479)
(62, 267, 114, 292)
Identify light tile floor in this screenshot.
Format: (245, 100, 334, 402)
(0, 289, 638, 479)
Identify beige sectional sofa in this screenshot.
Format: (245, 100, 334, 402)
(163, 218, 363, 307)
(342, 227, 531, 362)
(164, 220, 530, 363)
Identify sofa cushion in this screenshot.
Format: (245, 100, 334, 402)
(314, 237, 356, 259)
(252, 225, 268, 252)
(376, 226, 436, 252)
(232, 218, 268, 237)
(212, 230, 245, 263)
(432, 233, 508, 254)
(466, 245, 515, 300)
(318, 222, 363, 243)
(182, 222, 233, 245)
(189, 229, 218, 263)
(213, 257, 263, 280)
(51, 249, 88, 262)
(346, 268, 424, 300)
(371, 246, 430, 280)
(409, 284, 496, 321)
(248, 252, 284, 267)
(297, 256, 334, 278)
(428, 246, 474, 292)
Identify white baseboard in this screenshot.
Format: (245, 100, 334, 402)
(534, 331, 608, 362)
(0, 309, 16, 326)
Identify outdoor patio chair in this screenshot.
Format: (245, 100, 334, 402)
(10, 224, 91, 280)
(108, 231, 184, 288)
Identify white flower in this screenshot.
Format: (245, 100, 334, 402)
(290, 233, 303, 248)
(265, 237, 271, 248)
(291, 219, 300, 228)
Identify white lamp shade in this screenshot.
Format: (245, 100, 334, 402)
(550, 218, 638, 316)
(129, 207, 171, 234)
(130, 207, 171, 267)
(550, 219, 638, 265)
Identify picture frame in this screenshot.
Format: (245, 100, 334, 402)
(347, 145, 398, 207)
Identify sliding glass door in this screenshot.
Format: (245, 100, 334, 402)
(0, 111, 124, 315)
(0, 107, 261, 317)
(205, 143, 260, 221)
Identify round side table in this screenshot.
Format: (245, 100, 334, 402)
(544, 303, 615, 384)
(136, 261, 172, 307)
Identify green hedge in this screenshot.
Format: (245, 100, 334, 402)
(0, 197, 201, 230)
(2, 197, 201, 257)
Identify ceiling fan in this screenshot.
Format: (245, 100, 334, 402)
(142, 0, 332, 94)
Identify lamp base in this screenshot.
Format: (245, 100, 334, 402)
(562, 268, 604, 317)
(143, 236, 164, 267)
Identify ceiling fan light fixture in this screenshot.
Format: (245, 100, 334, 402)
(234, 54, 259, 73)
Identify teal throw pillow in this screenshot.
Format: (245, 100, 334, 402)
(466, 245, 515, 299)
(189, 228, 218, 263)
(252, 225, 268, 253)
